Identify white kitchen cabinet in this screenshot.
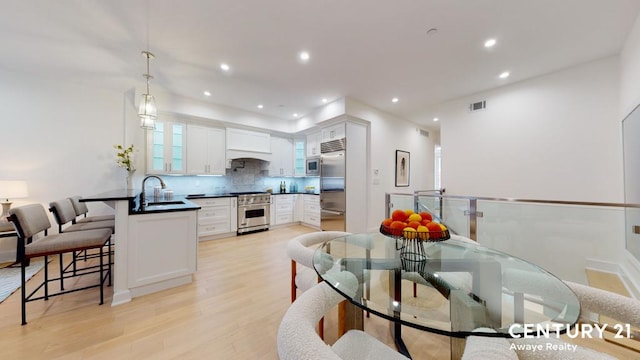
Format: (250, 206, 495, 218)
(293, 193, 303, 222)
(321, 123, 346, 142)
(147, 120, 186, 174)
(302, 194, 320, 227)
(226, 127, 270, 153)
(190, 197, 237, 240)
(127, 210, 197, 289)
(187, 125, 226, 175)
(294, 139, 305, 176)
(269, 137, 294, 176)
(269, 196, 275, 226)
(273, 194, 295, 225)
(306, 132, 321, 157)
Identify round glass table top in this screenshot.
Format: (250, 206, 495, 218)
(312, 233, 580, 338)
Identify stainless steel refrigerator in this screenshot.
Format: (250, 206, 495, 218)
(320, 139, 346, 231)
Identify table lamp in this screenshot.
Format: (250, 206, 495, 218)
(0, 180, 29, 224)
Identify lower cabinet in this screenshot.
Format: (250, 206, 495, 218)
(127, 210, 197, 289)
(272, 194, 320, 228)
(273, 194, 295, 225)
(190, 197, 237, 240)
(302, 194, 320, 227)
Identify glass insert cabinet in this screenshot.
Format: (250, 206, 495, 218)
(146, 120, 186, 174)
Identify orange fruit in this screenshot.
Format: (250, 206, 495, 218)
(391, 209, 408, 222)
(407, 221, 421, 229)
(426, 222, 442, 233)
(420, 219, 430, 226)
(390, 221, 406, 235)
(419, 212, 432, 222)
(381, 218, 393, 227)
(407, 213, 422, 222)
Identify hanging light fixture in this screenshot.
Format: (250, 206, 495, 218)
(139, 50, 157, 129)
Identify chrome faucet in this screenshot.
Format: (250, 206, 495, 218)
(140, 175, 166, 206)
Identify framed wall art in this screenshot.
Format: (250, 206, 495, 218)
(395, 150, 410, 187)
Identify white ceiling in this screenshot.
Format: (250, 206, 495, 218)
(1, 0, 639, 129)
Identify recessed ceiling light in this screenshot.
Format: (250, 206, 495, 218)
(299, 51, 310, 62)
(392, 97, 399, 103)
(433, 117, 439, 122)
(203, 91, 211, 96)
(499, 71, 510, 79)
(293, 113, 299, 118)
(322, 98, 328, 103)
(257, 104, 263, 109)
(220, 63, 230, 71)
(484, 38, 497, 48)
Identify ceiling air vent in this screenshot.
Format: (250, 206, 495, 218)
(469, 100, 486, 112)
(419, 129, 429, 138)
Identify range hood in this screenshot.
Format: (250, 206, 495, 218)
(226, 149, 272, 162)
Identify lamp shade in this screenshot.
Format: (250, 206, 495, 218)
(139, 93, 157, 130)
(138, 93, 157, 119)
(0, 180, 28, 201)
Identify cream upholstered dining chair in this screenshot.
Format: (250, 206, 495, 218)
(8, 204, 112, 325)
(68, 195, 115, 223)
(287, 231, 351, 339)
(49, 198, 115, 233)
(462, 328, 518, 360)
(277, 272, 410, 360)
(505, 280, 640, 360)
(49, 198, 115, 287)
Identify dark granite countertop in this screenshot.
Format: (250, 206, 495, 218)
(81, 190, 200, 215)
(130, 195, 201, 215)
(80, 189, 137, 202)
(185, 194, 238, 199)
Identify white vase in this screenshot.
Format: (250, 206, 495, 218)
(126, 170, 135, 189)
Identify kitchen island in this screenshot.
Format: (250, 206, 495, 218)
(81, 190, 200, 305)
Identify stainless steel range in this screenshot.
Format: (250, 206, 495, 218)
(234, 192, 271, 234)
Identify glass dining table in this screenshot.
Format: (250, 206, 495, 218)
(312, 232, 581, 359)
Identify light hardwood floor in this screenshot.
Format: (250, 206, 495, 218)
(0, 226, 636, 359)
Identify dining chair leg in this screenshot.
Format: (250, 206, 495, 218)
(21, 260, 27, 325)
(59, 254, 65, 290)
(107, 241, 112, 286)
(99, 246, 104, 305)
(44, 255, 49, 300)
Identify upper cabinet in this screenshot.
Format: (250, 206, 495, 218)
(226, 127, 270, 153)
(147, 120, 186, 174)
(269, 137, 294, 176)
(306, 132, 321, 157)
(294, 139, 305, 176)
(321, 123, 346, 142)
(186, 125, 226, 175)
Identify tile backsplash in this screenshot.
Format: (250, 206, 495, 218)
(155, 159, 319, 195)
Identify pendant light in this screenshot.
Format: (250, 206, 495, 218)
(139, 50, 157, 129)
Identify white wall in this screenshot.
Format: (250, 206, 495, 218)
(344, 98, 437, 230)
(0, 68, 135, 261)
(619, 14, 640, 296)
(621, 15, 640, 117)
(438, 56, 622, 203)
